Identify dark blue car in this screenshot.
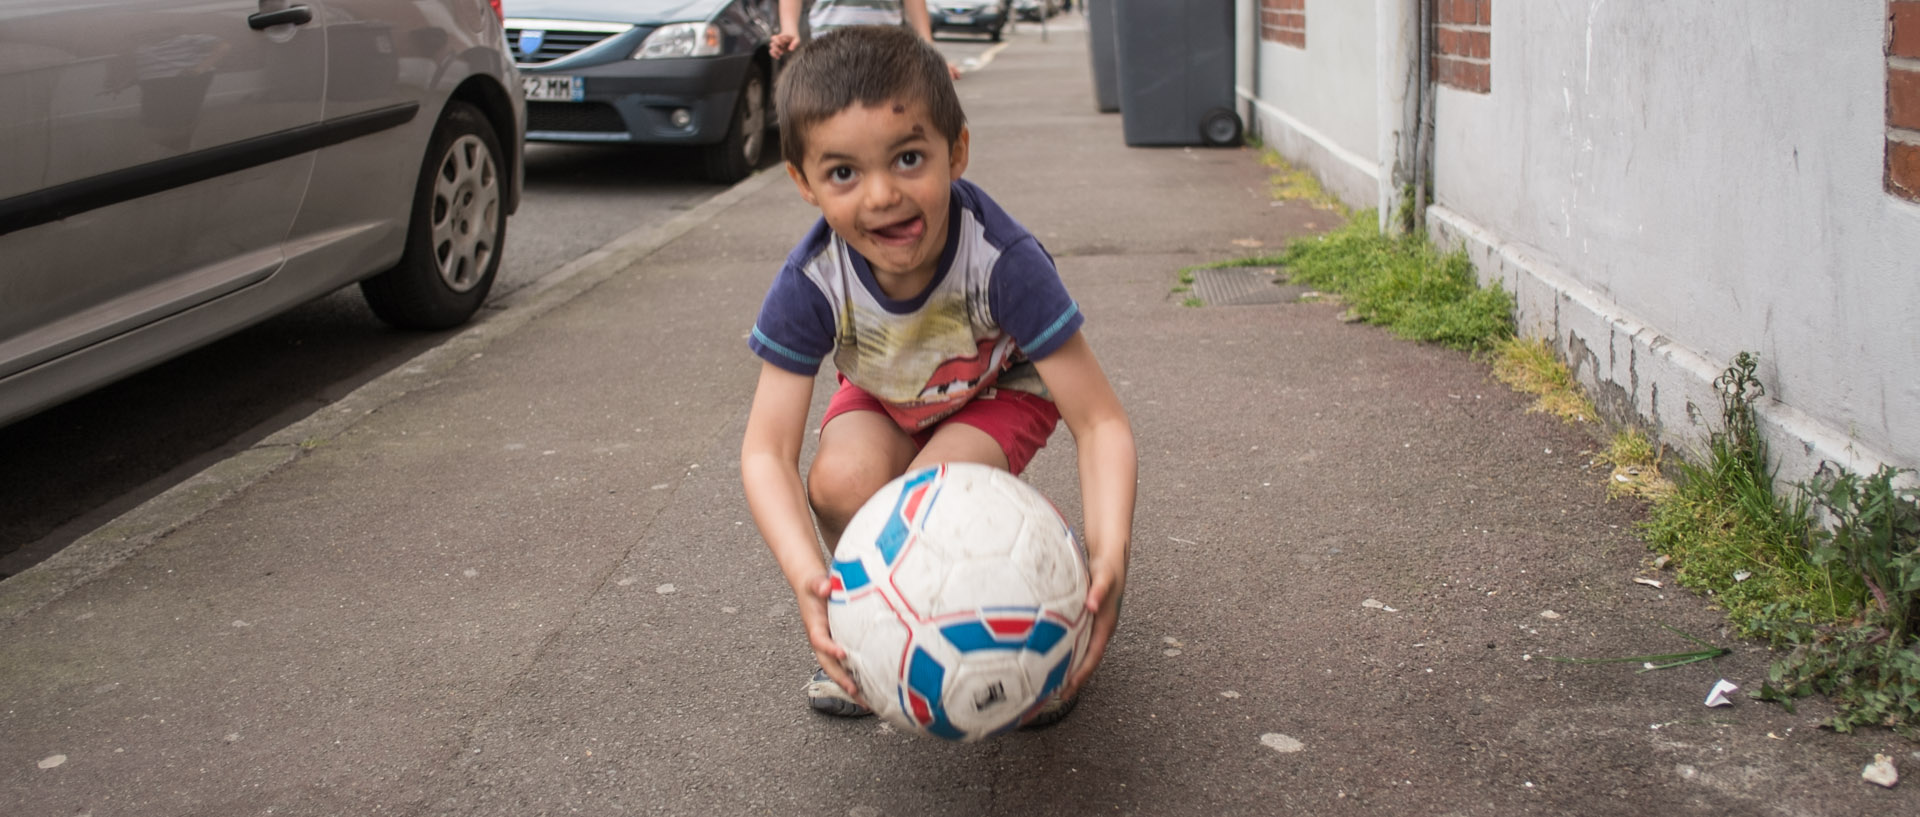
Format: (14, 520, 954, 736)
(508, 0, 779, 182)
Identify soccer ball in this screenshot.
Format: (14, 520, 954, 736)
(827, 462, 1090, 741)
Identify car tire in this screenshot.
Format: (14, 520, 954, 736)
(989, 22, 1003, 42)
(703, 67, 768, 184)
(360, 100, 505, 330)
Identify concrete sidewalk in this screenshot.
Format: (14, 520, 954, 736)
(3, 22, 1913, 817)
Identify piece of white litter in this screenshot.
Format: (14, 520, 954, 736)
(1162, 637, 1185, 648)
(1862, 753, 1899, 788)
(616, 577, 638, 587)
(1219, 690, 1241, 699)
(1361, 599, 1399, 612)
(655, 583, 677, 595)
(1539, 610, 1563, 620)
(37, 754, 66, 769)
(1653, 555, 1671, 569)
(1633, 577, 1664, 589)
(1704, 679, 1739, 707)
(1733, 570, 1752, 582)
(1260, 733, 1304, 753)
(1164, 649, 1183, 657)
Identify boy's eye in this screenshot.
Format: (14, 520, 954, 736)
(896, 151, 923, 170)
(826, 166, 855, 184)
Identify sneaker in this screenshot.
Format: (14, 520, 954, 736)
(1019, 693, 1079, 730)
(805, 668, 872, 717)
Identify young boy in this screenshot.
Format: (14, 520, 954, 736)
(739, 26, 1135, 726)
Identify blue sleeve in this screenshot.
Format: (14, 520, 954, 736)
(987, 237, 1083, 361)
(748, 263, 836, 375)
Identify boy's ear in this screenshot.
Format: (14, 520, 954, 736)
(786, 162, 818, 207)
(948, 126, 970, 179)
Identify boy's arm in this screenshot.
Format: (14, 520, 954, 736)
(740, 361, 867, 701)
(900, 0, 963, 79)
(1030, 332, 1136, 699)
(770, 0, 803, 58)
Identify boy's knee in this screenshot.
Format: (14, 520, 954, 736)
(806, 454, 889, 528)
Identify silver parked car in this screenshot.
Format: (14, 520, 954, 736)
(0, 0, 525, 427)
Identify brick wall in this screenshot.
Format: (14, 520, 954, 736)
(1434, 0, 1491, 94)
(1892, 1, 1920, 201)
(1261, 0, 1305, 49)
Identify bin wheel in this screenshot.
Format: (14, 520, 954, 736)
(1200, 108, 1243, 147)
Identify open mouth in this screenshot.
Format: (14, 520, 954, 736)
(868, 215, 925, 246)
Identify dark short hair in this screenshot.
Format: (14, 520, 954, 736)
(775, 25, 966, 170)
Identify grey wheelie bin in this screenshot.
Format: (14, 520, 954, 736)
(1088, 0, 1121, 113)
(1112, 0, 1242, 146)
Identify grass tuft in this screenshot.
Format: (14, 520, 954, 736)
(1490, 337, 1599, 425)
(1270, 212, 1513, 350)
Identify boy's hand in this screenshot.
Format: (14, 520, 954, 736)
(1065, 555, 1125, 698)
(769, 32, 799, 59)
(797, 573, 870, 707)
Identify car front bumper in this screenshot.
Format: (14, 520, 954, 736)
(520, 53, 752, 146)
(931, 9, 1006, 31)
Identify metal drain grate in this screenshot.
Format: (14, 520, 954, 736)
(1191, 267, 1294, 306)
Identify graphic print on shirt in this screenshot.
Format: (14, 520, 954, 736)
(836, 291, 1017, 431)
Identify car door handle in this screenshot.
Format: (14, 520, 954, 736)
(248, 5, 313, 29)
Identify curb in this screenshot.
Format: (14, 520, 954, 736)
(0, 167, 786, 627)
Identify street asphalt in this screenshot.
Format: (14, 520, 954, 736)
(3, 17, 1915, 817)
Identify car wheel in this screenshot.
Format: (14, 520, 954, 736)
(360, 101, 504, 330)
(989, 22, 1003, 42)
(703, 68, 768, 184)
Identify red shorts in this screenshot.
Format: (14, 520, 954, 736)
(821, 375, 1061, 475)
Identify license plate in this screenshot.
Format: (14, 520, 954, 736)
(523, 75, 583, 102)
(945, 13, 973, 24)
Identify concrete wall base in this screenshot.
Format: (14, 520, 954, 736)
(1241, 92, 1380, 214)
(1427, 205, 1903, 490)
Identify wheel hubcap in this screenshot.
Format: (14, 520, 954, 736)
(430, 135, 498, 293)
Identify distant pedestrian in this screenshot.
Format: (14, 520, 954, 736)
(769, 0, 962, 78)
(740, 25, 1135, 728)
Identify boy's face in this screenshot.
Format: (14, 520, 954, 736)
(788, 99, 970, 286)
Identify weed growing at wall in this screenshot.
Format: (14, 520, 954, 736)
(1756, 464, 1920, 736)
(1641, 354, 1847, 636)
(1491, 337, 1599, 425)
(1274, 212, 1513, 350)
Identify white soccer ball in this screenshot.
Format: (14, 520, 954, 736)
(827, 462, 1090, 741)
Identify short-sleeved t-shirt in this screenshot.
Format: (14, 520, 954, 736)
(749, 179, 1083, 432)
(806, 0, 904, 35)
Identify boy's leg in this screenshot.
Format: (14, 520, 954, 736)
(908, 421, 1010, 472)
(810, 409, 917, 548)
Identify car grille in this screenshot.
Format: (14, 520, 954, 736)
(527, 101, 628, 133)
(504, 22, 634, 65)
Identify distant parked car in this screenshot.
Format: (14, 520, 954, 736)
(0, 0, 525, 428)
(507, 0, 779, 183)
(1013, 0, 1061, 22)
(931, 1, 1011, 41)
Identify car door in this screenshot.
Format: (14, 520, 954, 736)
(0, 0, 322, 382)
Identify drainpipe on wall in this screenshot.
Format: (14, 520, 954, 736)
(1235, 0, 1256, 136)
(1376, 0, 1421, 234)
(1412, 0, 1434, 233)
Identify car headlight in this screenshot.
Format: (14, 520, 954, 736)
(635, 22, 722, 58)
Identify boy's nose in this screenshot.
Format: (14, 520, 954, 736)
(862, 175, 902, 210)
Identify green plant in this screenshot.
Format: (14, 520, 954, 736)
(1755, 465, 1920, 735)
(1181, 296, 1204, 308)
(1641, 354, 1840, 633)
(1275, 211, 1513, 350)
(1491, 337, 1599, 424)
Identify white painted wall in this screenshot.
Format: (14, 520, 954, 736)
(1241, 0, 1920, 479)
(1430, 1, 1920, 478)
(1244, 0, 1381, 208)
